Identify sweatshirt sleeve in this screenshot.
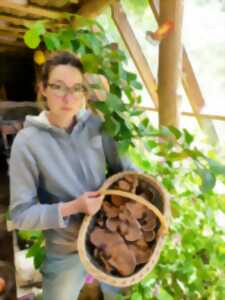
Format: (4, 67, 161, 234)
(9, 133, 67, 230)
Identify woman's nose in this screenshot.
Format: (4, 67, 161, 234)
(63, 92, 74, 102)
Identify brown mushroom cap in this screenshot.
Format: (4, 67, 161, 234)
(123, 175, 135, 184)
(106, 218, 120, 232)
(90, 227, 137, 276)
(128, 244, 152, 265)
(134, 239, 149, 250)
(143, 230, 156, 242)
(111, 195, 126, 207)
(117, 180, 131, 191)
(107, 246, 136, 276)
(102, 201, 119, 218)
(98, 251, 114, 273)
(125, 202, 146, 219)
(142, 210, 157, 231)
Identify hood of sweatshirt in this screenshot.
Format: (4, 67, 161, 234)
(23, 109, 92, 136)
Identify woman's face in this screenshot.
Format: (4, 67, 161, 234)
(41, 64, 86, 117)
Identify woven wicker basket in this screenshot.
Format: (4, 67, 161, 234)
(77, 171, 170, 287)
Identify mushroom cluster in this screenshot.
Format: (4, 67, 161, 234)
(88, 175, 159, 277)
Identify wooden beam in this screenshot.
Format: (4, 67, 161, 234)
(149, 0, 218, 143)
(0, 30, 23, 39)
(111, 1, 158, 106)
(138, 106, 225, 122)
(0, 14, 66, 29)
(0, 39, 25, 48)
(0, 45, 28, 53)
(158, 0, 184, 127)
(0, 24, 25, 34)
(0, 2, 66, 19)
(0, 15, 33, 26)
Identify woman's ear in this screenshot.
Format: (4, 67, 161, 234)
(38, 81, 47, 97)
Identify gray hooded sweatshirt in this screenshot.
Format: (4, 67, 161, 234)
(9, 109, 138, 255)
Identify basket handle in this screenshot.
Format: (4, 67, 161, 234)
(100, 189, 168, 235)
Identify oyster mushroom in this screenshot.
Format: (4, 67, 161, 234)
(128, 244, 152, 265)
(106, 218, 120, 232)
(143, 230, 156, 242)
(125, 202, 146, 219)
(90, 227, 137, 276)
(102, 201, 119, 218)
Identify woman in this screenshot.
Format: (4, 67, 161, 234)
(9, 51, 136, 300)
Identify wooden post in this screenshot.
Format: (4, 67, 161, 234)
(150, 0, 218, 142)
(158, 0, 184, 128)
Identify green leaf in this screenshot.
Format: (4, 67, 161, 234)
(24, 30, 41, 49)
(81, 54, 100, 73)
(91, 101, 110, 114)
(102, 116, 120, 137)
(26, 239, 45, 269)
(59, 27, 75, 49)
(117, 139, 130, 155)
(126, 72, 137, 82)
(106, 94, 125, 112)
(129, 108, 144, 116)
(131, 292, 142, 300)
(160, 126, 172, 138)
(145, 140, 158, 150)
(77, 32, 102, 55)
(185, 148, 204, 160)
(183, 128, 194, 145)
(115, 295, 124, 300)
(25, 21, 46, 35)
(168, 126, 182, 139)
(157, 288, 174, 300)
(167, 151, 189, 161)
(196, 167, 216, 193)
(207, 158, 225, 176)
(43, 32, 61, 50)
(141, 117, 149, 128)
(18, 230, 43, 241)
(131, 80, 143, 90)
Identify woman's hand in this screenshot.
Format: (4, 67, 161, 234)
(60, 191, 104, 217)
(76, 191, 104, 215)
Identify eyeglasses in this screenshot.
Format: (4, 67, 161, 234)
(47, 82, 88, 97)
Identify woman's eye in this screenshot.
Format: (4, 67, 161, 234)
(53, 84, 63, 90)
(73, 85, 86, 93)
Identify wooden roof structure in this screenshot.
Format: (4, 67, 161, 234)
(0, 0, 223, 143)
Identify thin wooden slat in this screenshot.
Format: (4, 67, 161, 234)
(111, 1, 158, 106)
(0, 39, 25, 47)
(0, 24, 25, 33)
(0, 45, 27, 52)
(0, 1, 66, 19)
(0, 30, 23, 39)
(0, 14, 33, 26)
(138, 106, 225, 122)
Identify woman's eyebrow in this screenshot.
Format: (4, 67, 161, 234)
(51, 79, 84, 86)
